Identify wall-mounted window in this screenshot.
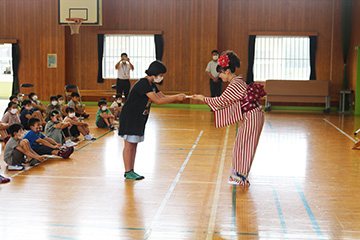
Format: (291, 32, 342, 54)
(0, 43, 13, 82)
(253, 36, 310, 82)
(102, 35, 156, 79)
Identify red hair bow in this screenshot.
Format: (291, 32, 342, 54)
(218, 55, 230, 68)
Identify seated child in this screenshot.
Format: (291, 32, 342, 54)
(57, 94, 68, 117)
(68, 92, 89, 119)
(23, 117, 74, 159)
(14, 91, 24, 107)
(45, 95, 62, 122)
(64, 107, 96, 141)
(110, 94, 122, 119)
(96, 100, 116, 130)
(4, 123, 46, 170)
(2, 102, 21, 125)
(45, 110, 77, 147)
(20, 100, 46, 130)
(28, 92, 46, 113)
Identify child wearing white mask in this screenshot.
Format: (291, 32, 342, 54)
(64, 107, 96, 141)
(109, 94, 122, 119)
(96, 100, 116, 130)
(28, 92, 46, 113)
(45, 110, 77, 147)
(118, 60, 186, 180)
(4, 123, 45, 171)
(2, 102, 21, 125)
(45, 96, 62, 122)
(20, 100, 46, 130)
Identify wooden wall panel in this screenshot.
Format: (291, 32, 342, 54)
(219, 0, 343, 100)
(65, 0, 219, 99)
(0, 0, 65, 100)
(0, 0, 349, 104)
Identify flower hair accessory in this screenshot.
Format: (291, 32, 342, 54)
(218, 55, 230, 68)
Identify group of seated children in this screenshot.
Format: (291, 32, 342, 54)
(0, 91, 122, 183)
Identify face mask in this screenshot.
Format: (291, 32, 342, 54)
(101, 106, 107, 111)
(154, 76, 164, 83)
(59, 100, 64, 105)
(36, 126, 42, 132)
(51, 101, 58, 106)
(18, 96, 23, 101)
(68, 113, 76, 118)
(213, 55, 219, 61)
(116, 100, 122, 104)
(32, 95, 38, 101)
(10, 109, 18, 114)
(25, 106, 32, 111)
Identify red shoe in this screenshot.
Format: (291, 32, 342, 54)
(58, 147, 74, 159)
(0, 175, 10, 183)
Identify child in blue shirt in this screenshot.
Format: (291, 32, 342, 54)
(20, 100, 46, 130)
(23, 118, 74, 160)
(96, 100, 116, 130)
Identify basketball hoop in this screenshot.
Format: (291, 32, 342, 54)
(66, 18, 83, 35)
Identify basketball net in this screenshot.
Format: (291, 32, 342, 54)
(66, 18, 83, 35)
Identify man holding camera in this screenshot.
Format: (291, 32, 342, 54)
(115, 53, 134, 100)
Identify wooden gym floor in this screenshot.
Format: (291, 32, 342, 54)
(1, 103, 360, 240)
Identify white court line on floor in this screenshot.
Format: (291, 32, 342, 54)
(143, 130, 204, 240)
(206, 126, 230, 240)
(323, 118, 357, 143)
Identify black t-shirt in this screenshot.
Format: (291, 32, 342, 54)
(118, 78, 159, 136)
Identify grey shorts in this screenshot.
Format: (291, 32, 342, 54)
(5, 149, 25, 165)
(120, 135, 144, 143)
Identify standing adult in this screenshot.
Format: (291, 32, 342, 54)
(193, 51, 266, 186)
(205, 50, 223, 97)
(115, 53, 134, 101)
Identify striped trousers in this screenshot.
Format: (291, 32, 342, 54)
(232, 107, 264, 178)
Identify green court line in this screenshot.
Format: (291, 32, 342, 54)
(75, 130, 114, 151)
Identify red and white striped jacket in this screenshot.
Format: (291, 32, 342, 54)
(204, 76, 247, 128)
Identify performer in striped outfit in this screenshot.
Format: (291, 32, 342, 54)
(193, 51, 265, 186)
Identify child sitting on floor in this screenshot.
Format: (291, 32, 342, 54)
(28, 92, 46, 113)
(63, 107, 96, 141)
(45, 95, 62, 122)
(4, 123, 46, 170)
(45, 110, 77, 147)
(23, 117, 74, 160)
(96, 100, 116, 130)
(110, 94, 122, 119)
(20, 100, 46, 130)
(57, 94, 68, 117)
(2, 102, 21, 125)
(68, 92, 89, 119)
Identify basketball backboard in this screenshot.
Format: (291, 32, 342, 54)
(58, 0, 102, 25)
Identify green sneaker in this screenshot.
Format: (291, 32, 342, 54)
(124, 170, 144, 180)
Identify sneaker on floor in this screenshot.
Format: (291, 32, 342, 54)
(8, 164, 25, 171)
(58, 147, 74, 159)
(109, 125, 116, 130)
(84, 134, 96, 140)
(83, 114, 90, 119)
(113, 120, 119, 124)
(29, 159, 41, 167)
(0, 175, 10, 183)
(124, 170, 145, 180)
(65, 140, 78, 147)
